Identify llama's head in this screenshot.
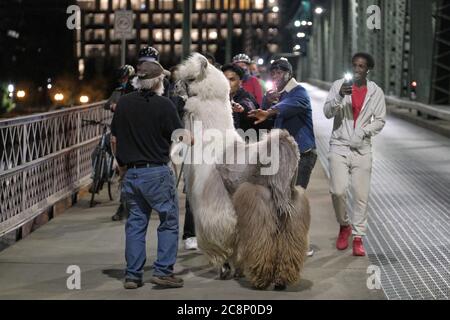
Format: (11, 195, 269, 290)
(174, 53, 230, 101)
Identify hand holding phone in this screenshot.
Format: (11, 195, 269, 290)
(340, 73, 353, 97)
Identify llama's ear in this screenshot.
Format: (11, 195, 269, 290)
(198, 55, 208, 81)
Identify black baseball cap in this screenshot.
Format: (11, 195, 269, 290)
(270, 58, 293, 74)
(221, 63, 245, 79)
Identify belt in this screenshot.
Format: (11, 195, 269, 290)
(126, 163, 163, 169)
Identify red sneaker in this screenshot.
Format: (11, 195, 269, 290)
(336, 225, 352, 250)
(352, 237, 366, 256)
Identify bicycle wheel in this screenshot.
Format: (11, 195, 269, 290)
(107, 155, 120, 201)
(90, 151, 106, 208)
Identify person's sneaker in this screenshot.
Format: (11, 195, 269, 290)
(150, 274, 184, 288)
(111, 205, 126, 221)
(336, 225, 352, 250)
(184, 237, 198, 250)
(306, 247, 314, 257)
(352, 237, 366, 256)
(111, 213, 123, 221)
(123, 278, 143, 289)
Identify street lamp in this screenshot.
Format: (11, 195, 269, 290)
(297, 32, 306, 38)
(79, 95, 89, 104)
(257, 58, 264, 65)
(301, 20, 307, 26)
(315, 7, 324, 14)
(272, 6, 279, 13)
(307, 21, 313, 26)
(16, 90, 26, 99)
(54, 93, 64, 102)
(294, 20, 301, 27)
(293, 45, 301, 51)
(7, 84, 14, 93)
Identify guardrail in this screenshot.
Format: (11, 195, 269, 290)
(307, 79, 450, 121)
(0, 101, 110, 236)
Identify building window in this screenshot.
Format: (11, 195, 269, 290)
(112, 0, 122, 10)
(110, 44, 120, 56)
(84, 13, 94, 25)
(164, 29, 171, 41)
(95, 14, 105, 25)
(141, 14, 149, 24)
(86, 44, 105, 57)
(254, 0, 264, 10)
(94, 29, 105, 41)
(153, 14, 162, 24)
(153, 29, 163, 41)
(191, 29, 199, 41)
(209, 30, 218, 40)
(174, 29, 182, 42)
(131, 0, 147, 10)
(220, 28, 228, 39)
(175, 14, 183, 24)
(128, 44, 137, 57)
(100, 0, 108, 10)
(174, 44, 182, 55)
(233, 14, 241, 25)
(161, 44, 170, 54)
(269, 13, 279, 24)
(160, 0, 174, 10)
(206, 13, 216, 24)
(196, 0, 208, 10)
(208, 44, 218, 53)
(140, 29, 149, 41)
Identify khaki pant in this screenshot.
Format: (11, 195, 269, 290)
(328, 151, 372, 237)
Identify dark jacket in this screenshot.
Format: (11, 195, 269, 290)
(232, 87, 259, 131)
(104, 82, 135, 111)
(262, 78, 316, 153)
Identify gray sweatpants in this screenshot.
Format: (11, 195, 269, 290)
(328, 151, 372, 237)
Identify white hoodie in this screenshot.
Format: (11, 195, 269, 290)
(323, 78, 386, 155)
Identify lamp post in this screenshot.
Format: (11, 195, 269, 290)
(225, 1, 233, 63)
(182, 0, 193, 60)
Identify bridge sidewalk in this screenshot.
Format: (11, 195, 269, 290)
(0, 162, 385, 300)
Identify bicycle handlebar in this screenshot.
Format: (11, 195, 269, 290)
(82, 119, 110, 127)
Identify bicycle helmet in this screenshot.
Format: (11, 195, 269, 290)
(232, 53, 251, 65)
(117, 65, 135, 80)
(138, 46, 160, 62)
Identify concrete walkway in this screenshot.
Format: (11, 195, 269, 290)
(0, 161, 384, 300)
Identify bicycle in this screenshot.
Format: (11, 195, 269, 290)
(82, 119, 119, 207)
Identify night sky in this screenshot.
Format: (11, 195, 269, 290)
(0, 0, 76, 86)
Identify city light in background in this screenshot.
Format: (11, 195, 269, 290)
(79, 95, 89, 104)
(54, 93, 64, 102)
(16, 90, 26, 99)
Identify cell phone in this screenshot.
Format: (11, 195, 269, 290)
(344, 73, 353, 86)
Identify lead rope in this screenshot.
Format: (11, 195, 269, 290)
(175, 112, 194, 188)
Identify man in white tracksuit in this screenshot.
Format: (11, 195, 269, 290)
(323, 52, 386, 256)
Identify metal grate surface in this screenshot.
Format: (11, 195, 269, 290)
(307, 83, 450, 300)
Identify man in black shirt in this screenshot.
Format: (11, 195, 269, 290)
(111, 60, 185, 289)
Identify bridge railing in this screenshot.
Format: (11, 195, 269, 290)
(0, 101, 110, 236)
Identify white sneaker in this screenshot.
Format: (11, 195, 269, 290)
(307, 247, 314, 257)
(184, 237, 198, 250)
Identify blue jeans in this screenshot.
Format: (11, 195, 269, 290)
(122, 165, 179, 280)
